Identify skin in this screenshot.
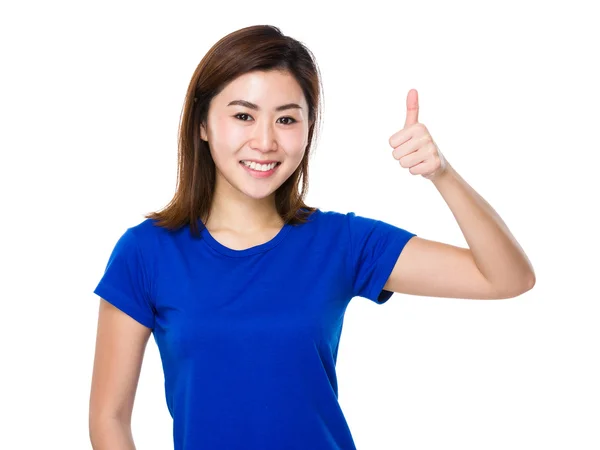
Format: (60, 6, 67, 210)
(89, 298, 150, 448)
(200, 70, 310, 245)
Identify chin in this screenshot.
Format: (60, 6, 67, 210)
(239, 186, 279, 200)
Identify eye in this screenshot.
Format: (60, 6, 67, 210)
(233, 113, 297, 125)
(279, 117, 297, 125)
(234, 113, 252, 121)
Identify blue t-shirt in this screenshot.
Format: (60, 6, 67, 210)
(93, 208, 416, 449)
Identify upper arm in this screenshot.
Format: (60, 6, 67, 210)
(89, 298, 152, 424)
(382, 236, 523, 300)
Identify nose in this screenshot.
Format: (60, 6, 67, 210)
(250, 120, 278, 152)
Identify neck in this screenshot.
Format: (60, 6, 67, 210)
(204, 178, 283, 233)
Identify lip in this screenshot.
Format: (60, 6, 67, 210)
(239, 159, 280, 164)
(239, 160, 281, 178)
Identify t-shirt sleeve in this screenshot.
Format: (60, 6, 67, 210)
(93, 227, 156, 330)
(346, 212, 417, 304)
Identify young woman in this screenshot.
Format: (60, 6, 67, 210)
(89, 24, 535, 450)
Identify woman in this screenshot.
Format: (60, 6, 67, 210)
(89, 24, 535, 450)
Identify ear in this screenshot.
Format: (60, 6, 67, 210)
(200, 122, 208, 142)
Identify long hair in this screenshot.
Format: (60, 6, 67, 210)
(144, 25, 323, 237)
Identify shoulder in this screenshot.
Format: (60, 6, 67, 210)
(307, 208, 387, 234)
(315, 208, 382, 232)
(300, 208, 347, 235)
(308, 208, 353, 224)
(117, 218, 171, 257)
(128, 218, 161, 235)
(126, 217, 181, 239)
(120, 218, 157, 242)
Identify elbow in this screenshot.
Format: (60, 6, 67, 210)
(526, 273, 536, 291)
(504, 274, 536, 299)
(89, 414, 133, 449)
(492, 273, 536, 299)
(521, 270, 536, 293)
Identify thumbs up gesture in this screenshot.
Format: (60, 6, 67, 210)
(388, 89, 448, 181)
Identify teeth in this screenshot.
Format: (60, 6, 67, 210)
(241, 161, 278, 172)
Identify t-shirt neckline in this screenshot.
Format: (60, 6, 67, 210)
(200, 220, 293, 258)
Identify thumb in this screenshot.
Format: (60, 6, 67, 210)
(404, 88, 419, 128)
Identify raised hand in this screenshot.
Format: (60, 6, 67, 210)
(388, 89, 448, 181)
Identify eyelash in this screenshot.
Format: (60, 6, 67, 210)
(234, 113, 297, 125)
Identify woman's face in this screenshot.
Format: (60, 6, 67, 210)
(200, 70, 310, 201)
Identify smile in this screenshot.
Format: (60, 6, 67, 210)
(239, 161, 281, 178)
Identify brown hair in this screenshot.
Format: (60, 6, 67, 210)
(144, 25, 323, 238)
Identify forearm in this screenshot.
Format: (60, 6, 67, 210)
(89, 417, 136, 450)
(431, 162, 535, 292)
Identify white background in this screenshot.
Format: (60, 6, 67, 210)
(1, 0, 599, 449)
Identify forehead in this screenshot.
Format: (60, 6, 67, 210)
(215, 70, 307, 109)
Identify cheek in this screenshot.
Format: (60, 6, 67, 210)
(281, 129, 307, 154)
(208, 121, 244, 163)
(211, 117, 241, 146)
(224, 121, 247, 143)
(284, 148, 306, 172)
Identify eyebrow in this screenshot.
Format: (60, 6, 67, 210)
(227, 99, 303, 112)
